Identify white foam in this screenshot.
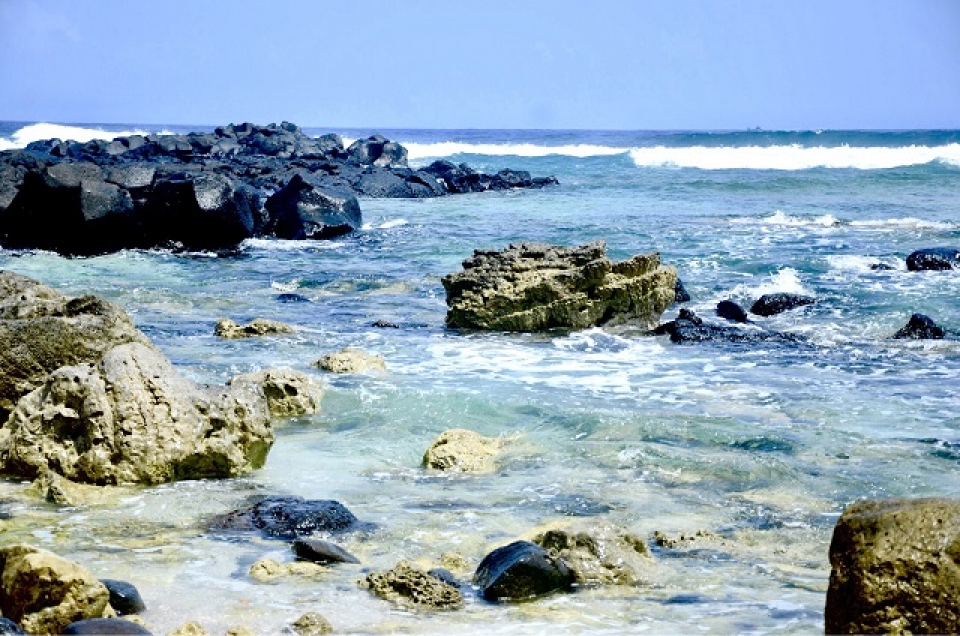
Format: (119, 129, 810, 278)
(764, 210, 840, 227)
(731, 268, 813, 298)
(849, 217, 955, 230)
(377, 219, 408, 229)
(628, 143, 960, 170)
(0, 122, 155, 151)
(241, 238, 345, 251)
(403, 141, 629, 161)
(824, 255, 893, 273)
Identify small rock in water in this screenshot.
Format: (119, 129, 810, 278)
(869, 263, 895, 271)
(249, 558, 325, 582)
(749, 293, 815, 317)
(716, 300, 748, 323)
(422, 429, 502, 473)
(62, 618, 152, 635)
(314, 347, 386, 373)
(906, 247, 960, 271)
(892, 313, 945, 340)
(473, 540, 575, 602)
(275, 293, 311, 303)
(364, 562, 463, 610)
(288, 612, 333, 636)
(100, 579, 146, 615)
(214, 317, 296, 339)
(674, 278, 691, 303)
(211, 496, 360, 540)
(167, 622, 208, 636)
(372, 319, 400, 328)
(292, 538, 360, 565)
(533, 525, 653, 586)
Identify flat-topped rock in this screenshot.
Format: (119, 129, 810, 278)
(442, 241, 678, 331)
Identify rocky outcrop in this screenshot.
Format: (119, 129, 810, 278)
(214, 317, 296, 339)
(825, 498, 960, 635)
(421, 161, 558, 194)
(442, 242, 678, 331)
(906, 247, 960, 271)
(749, 293, 815, 317)
(654, 309, 806, 345)
(314, 347, 386, 374)
(211, 496, 361, 540)
(263, 174, 361, 240)
(892, 313, 946, 339)
(422, 429, 501, 473)
(363, 562, 463, 610)
(473, 540, 575, 602)
(532, 525, 653, 586)
(0, 544, 113, 634)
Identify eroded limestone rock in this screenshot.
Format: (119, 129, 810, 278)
(289, 612, 333, 636)
(442, 242, 678, 331)
(363, 562, 463, 610)
(227, 369, 322, 418)
(314, 347, 386, 374)
(532, 524, 654, 586)
(422, 429, 502, 473)
(248, 558, 325, 582)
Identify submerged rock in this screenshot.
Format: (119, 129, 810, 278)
(248, 558, 325, 582)
(363, 562, 463, 610)
(0, 544, 113, 634)
(314, 347, 386, 374)
(716, 299, 748, 323)
(906, 247, 960, 271)
(654, 309, 805, 344)
(532, 524, 654, 586)
(99, 580, 146, 616)
(214, 317, 296, 339)
(892, 313, 945, 339)
(62, 618, 151, 635)
(212, 496, 360, 540)
(474, 540, 575, 602)
(825, 498, 960, 634)
(442, 241, 678, 331)
(748, 293, 815, 317)
(422, 429, 502, 473)
(288, 612, 333, 636)
(292, 538, 360, 565)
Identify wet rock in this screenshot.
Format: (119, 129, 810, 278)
(674, 278, 691, 303)
(443, 241, 678, 331)
(248, 558, 325, 582)
(212, 496, 360, 539)
(0, 617, 25, 635)
(372, 319, 399, 328)
(100, 579, 145, 616)
(654, 309, 805, 344)
(533, 524, 653, 586)
(651, 529, 722, 549)
(265, 174, 362, 240)
(422, 429, 501, 473)
(27, 471, 120, 506)
(276, 293, 310, 303)
(422, 160, 557, 194)
(364, 562, 463, 610)
(227, 369, 322, 418)
(716, 299, 748, 322)
(292, 538, 360, 565)
(225, 627, 255, 636)
(427, 567, 463, 588)
(870, 263, 895, 271)
(906, 247, 960, 271)
(347, 135, 408, 168)
(474, 540, 575, 602)
(288, 612, 333, 636)
(214, 317, 296, 339)
(0, 544, 112, 634)
(892, 313, 945, 339)
(749, 293, 815, 317)
(825, 498, 960, 635)
(314, 347, 386, 374)
(167, 622, 208, 636)
(63, 618, 152, 635)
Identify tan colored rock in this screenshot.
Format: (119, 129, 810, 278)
(422, 429, 501, 473)
(532, 523, 654, 586)
(314, 347, 386, 374)
(290, 612, 333, 636)
(363, 562, 463, 610)
(249, 558, 325, 582)
(825, 498, 960, 635)
(228, 369, 322, 418)
(27, 470, 131, 506)
(0, 342, 275, 485)
(0, 544, 112, 634)
(167, 622, 209, 636)
(215, 317, 295, 339)
(225, 626, 256, 636)
(442, 241, 678, 331)
(0, 271, 152, 420)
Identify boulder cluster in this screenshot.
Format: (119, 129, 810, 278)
(0, 123, 557, 255)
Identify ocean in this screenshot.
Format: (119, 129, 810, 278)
(1, 121, 959, 633)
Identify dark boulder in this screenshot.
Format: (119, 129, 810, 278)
(473, 540, 575, 602)
(265, 174, 361, 240)
(100, 579, 146, 615)
(825, 498, 960, 634)
(870, 263, 895, 271)
(906, 247, 960, 271)
(716, 300, 748, 323)
(211, 496, 360, 540)
(292, 538, 360, 565)
(347, 135, 408, 168)
(674, 278, 691, 303)
(62, 618, 152, 635)
(654, 309, 805, 344)
(892, 313, 945, 340)
(749, 293, 815, 317)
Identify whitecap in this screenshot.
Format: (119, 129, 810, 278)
(0, 122, 156, 151)
(377, 219, 408, 229)
(731, 210, 841, 227)
(403, 141, 629, 162)
(824, 255, 898, 273)
(241, 238, 345, 251)
(730, 268, 813, 298)
(849, 217, 955, 230)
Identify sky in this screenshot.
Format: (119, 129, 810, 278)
(0, 0, 958, 130)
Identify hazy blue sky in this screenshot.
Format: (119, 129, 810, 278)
(1, 0, 958, 129)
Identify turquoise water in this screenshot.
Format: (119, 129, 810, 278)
(1, 124, 959, 633)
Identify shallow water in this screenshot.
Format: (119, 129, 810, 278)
(1, 126, 959, 633)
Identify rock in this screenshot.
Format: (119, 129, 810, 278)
(292, 538, 360, 565)
(265, 174, 362, 240)
(906, 247, 960, 271)
(347, 135, 408, 168)
(100, 579, 145, 616)
(892, 313, 945, 339)
(27, 470, 121, 506)
(225, 627, 255, 636)
(716, 300, 748, 322)
(363, 562, 463, 610)
(0, 272, 152, 421)
(870, 263, 895, 271)
(227, 370, 322, 418)
(0, 617, 25, 635)
(674, 278, 691, 303)
(421, 160, 557, 194)
(442, 241, 678, 331)
(824, 498, 960, 635)
(532, 525, 653, 586)
(0, 544, 112, 634)
(654, 309, 805, 345)
(473, 540, 575, 602)
(0, 342, 275, 484)
(62, 618, 152, 635)
(314, 347, 386, 374)
(422, 429, 501, 473)
(211, 496, 360, 539)
(288, 612, 333, 636)
(248, 558, 325, 582)
(214, 317, 296, 339)
(372, 319, 399, 328)
(749, 293, 815, 317)
(276, 293, 310, 303)
(167, 622, 208, 636)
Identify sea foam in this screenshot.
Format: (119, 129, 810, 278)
(0, 122, 159, 151)
(403, 141, 629, 161)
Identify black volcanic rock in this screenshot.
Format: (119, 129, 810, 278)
(212, 496, 360, 540)
(716, 300, 748, 323)
(892, 313, 945, 340)
(654, 309, 805, 344)
(906, 247, 960, 271)
(474, 540, 575, 602)
(749, 293, 815, 317)
(265, 173, 361, 240)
